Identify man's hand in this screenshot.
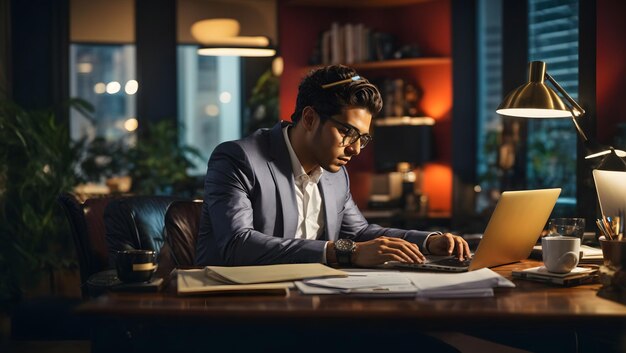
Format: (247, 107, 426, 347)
(426, 233, 471, 260)
(351, 236, 426, 267)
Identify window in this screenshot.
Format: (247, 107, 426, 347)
(527, 0, 579, 215)
(70, 44, 243, 177)
(475, 0, 579, 216)
(476, 0, 503, 212)
(69, 44, 137, 146)
(177, 46, 241, 175)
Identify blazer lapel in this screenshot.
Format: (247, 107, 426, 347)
(318, 174, 338, 241)
(267, 122, 298, 239)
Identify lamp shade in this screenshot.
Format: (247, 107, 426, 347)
(373, 117, 434, 171)
(191, 18, 276, 57)
(496, 61, 571, 118)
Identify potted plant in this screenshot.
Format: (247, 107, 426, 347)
(0, 99, 90, 304)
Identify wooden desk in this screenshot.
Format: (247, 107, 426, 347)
(78, 260, 626, 352)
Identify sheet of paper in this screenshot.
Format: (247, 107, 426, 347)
(404, 268, 515, 292)
(206, 263, 347, 284)
(303, 271, 411, 290)
(295, 268, 511, 299)
(534, 244, 603, 259)
(177, 269, 292, 295)
(580, 245, 603, 258)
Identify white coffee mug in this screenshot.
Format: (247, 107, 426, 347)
(542, 236, 580, 273)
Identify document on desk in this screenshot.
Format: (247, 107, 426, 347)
(295, 268, 514, 298)
(177, 264, 346, 295)
(297, 270, 419, 297)
(177, 269, 293, 295)
(533, 244, 604, 264)
(205, 263, 347, 284)
(405, 268, 514, 298)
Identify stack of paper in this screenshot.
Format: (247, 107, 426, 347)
(177, 263, 347, 295)
(295, 268, 514, 298)
(512, 266, 598, 286)
(579, 245, 604, 264)
(405, 268, 515, 298)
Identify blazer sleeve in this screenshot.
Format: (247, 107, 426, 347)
(336, 169, 431, 248)
(199, 142, 326, 266)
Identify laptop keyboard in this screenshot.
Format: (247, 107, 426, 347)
(432, 257, 472, 267)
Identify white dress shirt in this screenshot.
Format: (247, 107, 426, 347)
(282, 126, 327, 262)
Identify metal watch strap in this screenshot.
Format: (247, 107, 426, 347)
(336, 251, 352, 266)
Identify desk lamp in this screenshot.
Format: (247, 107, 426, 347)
(496, 61, 626, 170)
(373, 117, 435, 213)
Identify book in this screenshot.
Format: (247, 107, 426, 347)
(512, 266, 598, 286)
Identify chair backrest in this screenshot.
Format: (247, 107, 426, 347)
(163, 200, 203, 267)
(104, 196, 184, 268)
(57, 193, 117, 297)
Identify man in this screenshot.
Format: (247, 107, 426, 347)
(195, 65, 470, 267)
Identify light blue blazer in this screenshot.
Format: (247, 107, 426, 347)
(194, 122, 431, 266)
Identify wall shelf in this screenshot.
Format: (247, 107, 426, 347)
(286, 0, 432, 8)
(307, 57, 451, 72)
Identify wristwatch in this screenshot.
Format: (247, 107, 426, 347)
(334, 238, 356, 266)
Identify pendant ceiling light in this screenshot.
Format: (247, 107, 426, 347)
(191, 18, 276, 57)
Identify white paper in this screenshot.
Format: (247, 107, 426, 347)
(404, 268, 515, 292)
(303, 271, 411, 290)
(580, 245, 603, 258)
(296, 268, 513, 299)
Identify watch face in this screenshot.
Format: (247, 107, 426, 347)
(336, 239, 355, 252)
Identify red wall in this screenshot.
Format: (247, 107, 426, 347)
(596, 1, 626, 142)
(278, 0, 453, 213)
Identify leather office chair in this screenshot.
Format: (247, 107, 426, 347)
(57, 192, 117, 298)
(104, 196, 184, 275)
(163, 200, 203, 268)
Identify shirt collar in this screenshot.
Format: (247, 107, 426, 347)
(282, 125, 323, 185)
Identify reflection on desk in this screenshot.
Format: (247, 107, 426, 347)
(77, 260, 626, 353)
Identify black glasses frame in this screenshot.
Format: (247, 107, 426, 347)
(325, 115, 372, 148)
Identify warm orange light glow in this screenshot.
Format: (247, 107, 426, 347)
(421, 163, 452, 213)
(415, 65, 452, 119)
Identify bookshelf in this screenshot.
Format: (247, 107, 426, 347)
(278, 0, 453, 216)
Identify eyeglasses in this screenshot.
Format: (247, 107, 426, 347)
(325, 116, 372, 149)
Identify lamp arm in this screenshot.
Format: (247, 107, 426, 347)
(544, 73, 589, 142)
(570, 116, 589, 142)
(544, 73, 586, 117)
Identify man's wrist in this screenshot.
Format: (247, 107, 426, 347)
(424, 231, 442, 254)
(326, 241, 337, 264)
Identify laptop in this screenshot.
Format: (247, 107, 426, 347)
(592, 170, 626, 217)
(389, 188, 561, 272)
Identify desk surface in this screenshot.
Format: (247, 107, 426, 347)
(77, 260, 626, 331)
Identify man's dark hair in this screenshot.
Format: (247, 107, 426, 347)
(290, 65, 383, 124)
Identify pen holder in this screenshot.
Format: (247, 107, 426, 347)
(600, 238, 626, 270)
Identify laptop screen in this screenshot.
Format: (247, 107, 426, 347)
(593, 170, 626, 217)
